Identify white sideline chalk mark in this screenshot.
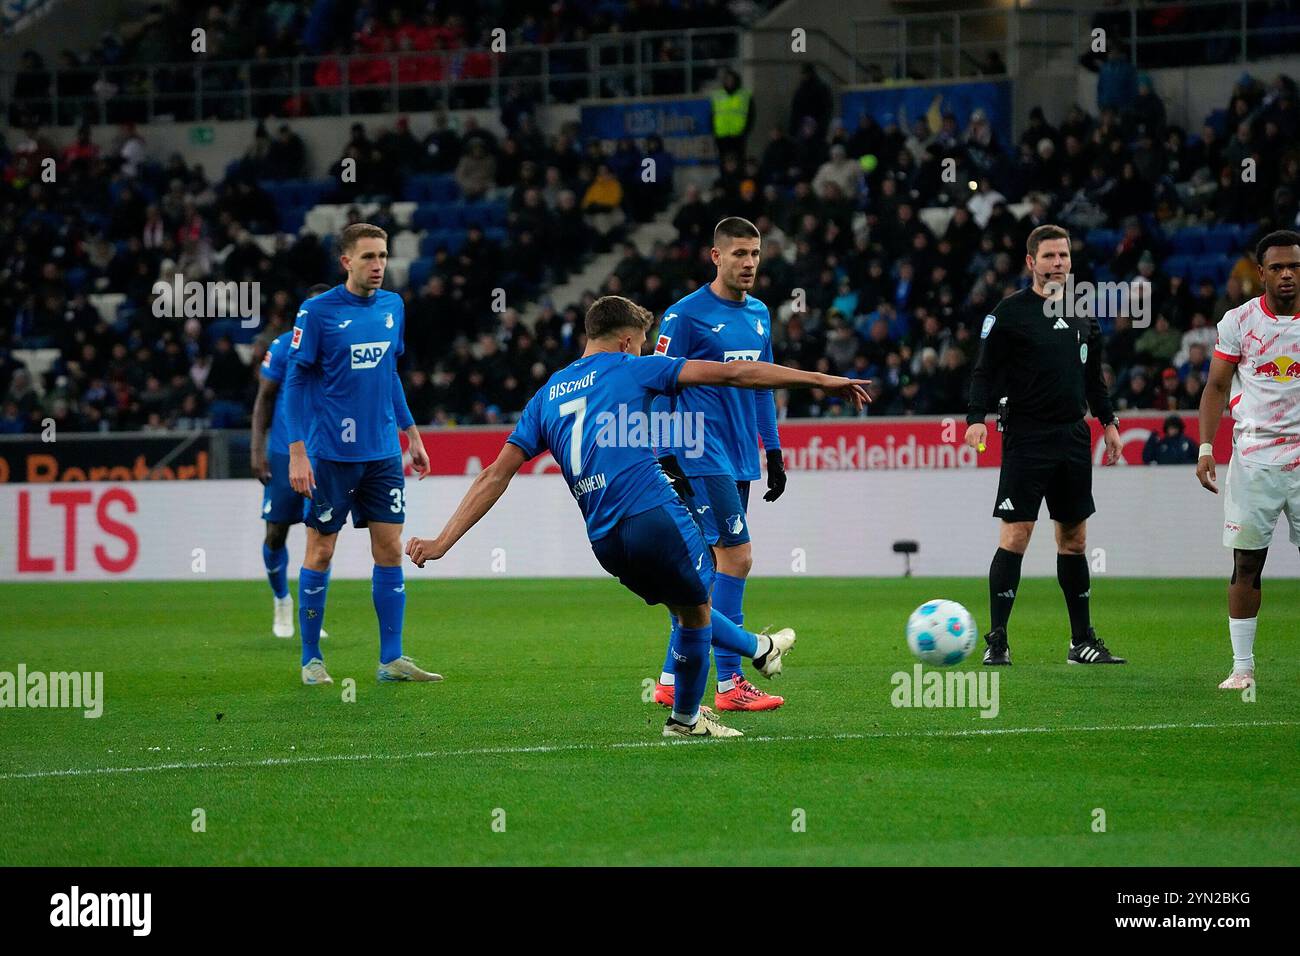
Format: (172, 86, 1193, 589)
(1, 719, 1296, 783)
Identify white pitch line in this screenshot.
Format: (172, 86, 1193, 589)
(1, 719, 1296, 784)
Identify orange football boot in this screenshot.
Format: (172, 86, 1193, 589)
(714, 673, 785, 711)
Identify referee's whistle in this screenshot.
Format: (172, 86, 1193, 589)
(977, 443, 986, 453)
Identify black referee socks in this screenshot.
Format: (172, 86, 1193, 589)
(1057, 552, 1091, 641)
(988, 547, 1023, 632)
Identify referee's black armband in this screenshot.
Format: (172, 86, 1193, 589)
(966, 411, 985, 426)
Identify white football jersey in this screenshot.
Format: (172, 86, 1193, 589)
(1215, 295, 1300, 465)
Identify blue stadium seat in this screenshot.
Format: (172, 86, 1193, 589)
(1162, 254, 1192, 278)
(1087, 228, 1119, 256)
(402, 174, 460, 203)
(408, 257, 435, 289)
(1203, 225, 1240, 255)
(462, 200, 508, 227)
(1188, 254, 1231, 285)
(1168, 226, 1206, 254)
(410, 205, 445, 230)
(420, 229, 467, 256)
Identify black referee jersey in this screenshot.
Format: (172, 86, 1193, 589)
(966, 286, 1116, 431)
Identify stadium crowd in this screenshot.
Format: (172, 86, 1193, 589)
(2, 3, 1298, 435)
(8, 0, 760, 124)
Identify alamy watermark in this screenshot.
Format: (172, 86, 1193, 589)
(50, 886, 150, 936)
(1042, 276, 1152, 328)
(152, 274, 261, 328)
(0, 664, 103, 718)
(890, 664, 999, 718)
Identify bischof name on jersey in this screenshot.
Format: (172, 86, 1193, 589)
(549, 369, 598, 401)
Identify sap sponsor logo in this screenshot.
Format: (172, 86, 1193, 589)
(350, 341, 391, 369)
(722, 349, 760, 363)
(50, 886, 151, 936)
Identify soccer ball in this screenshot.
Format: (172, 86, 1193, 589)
(906, 600, 978, 666)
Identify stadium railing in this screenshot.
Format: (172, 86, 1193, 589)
(0, 27, 742, 126)
(852, 0, 1300, 83)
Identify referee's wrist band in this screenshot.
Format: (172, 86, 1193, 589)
(1199, 443, 1215, 458)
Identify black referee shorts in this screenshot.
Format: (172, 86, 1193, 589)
(993, 419, 1096, 524)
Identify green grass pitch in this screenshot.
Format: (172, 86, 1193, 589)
(0, 577, 1296, 866)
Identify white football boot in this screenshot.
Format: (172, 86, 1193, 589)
(301, 658, 333, 685)
(753, 628, 796, 678)
(1218, 670, 1254, 690)
(663, 706, 743, 738)
(377, 656, 443, 682)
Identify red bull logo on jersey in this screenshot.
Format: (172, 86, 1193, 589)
(1252, 355, 1300, 381)
(350, 341, 391, 369)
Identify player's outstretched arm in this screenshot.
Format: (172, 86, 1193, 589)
(407, 443, 529, 566)
(677, 359, 870, 411)
(1196, 356, 1236, 494)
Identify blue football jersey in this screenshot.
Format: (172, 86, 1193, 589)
(259, 331, 293, 455)
(653, 285, 774, 480)
(506, 351, 687, 541)
(288, 285, 405, 462)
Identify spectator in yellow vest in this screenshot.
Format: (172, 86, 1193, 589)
(712, 69, 755, 167)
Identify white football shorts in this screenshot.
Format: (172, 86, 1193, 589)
(1222, 451, 1300, 549)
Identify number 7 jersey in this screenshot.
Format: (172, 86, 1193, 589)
(506, 351, 688, 541)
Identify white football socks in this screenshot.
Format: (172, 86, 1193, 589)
(1228, 617, 1257, 674)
